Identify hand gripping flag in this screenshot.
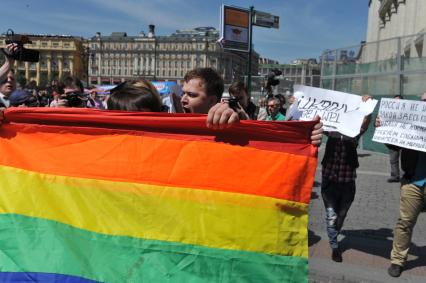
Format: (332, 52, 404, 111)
(0, 108, 317, 283)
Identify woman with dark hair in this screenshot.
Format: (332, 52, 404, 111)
(107, 79, 162, 112)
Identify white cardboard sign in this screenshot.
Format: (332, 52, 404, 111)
(293, 85, 378, 137)
(372, 98, 426, 152)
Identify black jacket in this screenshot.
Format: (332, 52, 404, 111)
(245, 101, 258, 120)
(401, 149, 420, 182)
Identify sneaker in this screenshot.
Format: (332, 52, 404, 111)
(387, 177, 400, 183)
(331, 248, 342, 262)
(388, 264, 403, 277)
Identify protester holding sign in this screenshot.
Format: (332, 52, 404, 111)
(289, 86, 378, 263)
(375, 94, 426, 277)
(320, 95, 372, 263)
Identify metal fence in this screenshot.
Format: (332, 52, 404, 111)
(321, 32, 426, 152)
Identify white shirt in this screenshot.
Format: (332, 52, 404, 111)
(0, 92, 10, 108)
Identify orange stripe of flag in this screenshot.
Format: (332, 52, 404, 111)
(0, 123, 316, 203)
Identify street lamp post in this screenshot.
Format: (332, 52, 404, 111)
(154, 37, 157, 80)
(205, 31, 209, 68)
(247, 6, 254, 97)
(81, 46, 90, 86)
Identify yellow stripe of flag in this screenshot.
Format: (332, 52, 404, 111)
(0, 165, 308, 257)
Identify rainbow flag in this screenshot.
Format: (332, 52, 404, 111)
(0, 108, 317, 283)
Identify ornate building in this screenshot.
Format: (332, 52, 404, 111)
(366, 0, 426, 61)
(88, 26, 258, 85)
(0, 34, 86, 87)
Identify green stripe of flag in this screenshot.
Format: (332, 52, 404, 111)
(0, 214, 307, 283)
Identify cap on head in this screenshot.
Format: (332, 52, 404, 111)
(9, 89, 33, 106)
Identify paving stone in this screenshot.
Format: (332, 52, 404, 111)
(309, 147, 426, 282)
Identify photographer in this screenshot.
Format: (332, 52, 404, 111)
(0, 44, 18, 108)
(228, 81, 256, 120)
(50, 76, 87, 108)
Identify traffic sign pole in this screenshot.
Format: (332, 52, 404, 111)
(247, 6, 254, 98)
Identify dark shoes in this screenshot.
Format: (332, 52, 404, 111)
(388, 264, 403, 277)
(387, 177, 400, 183)
(331, 248, 342, 262)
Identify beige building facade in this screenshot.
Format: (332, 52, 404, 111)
(367, 0, 425, 42)
(0, 35, 86, 87)
(365, 0, 426, 62)
(88, 26, 258, 85)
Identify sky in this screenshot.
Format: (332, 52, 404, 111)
(1, 0, 369, 63)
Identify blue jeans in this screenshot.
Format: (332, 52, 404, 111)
(321, 179, 356, 249)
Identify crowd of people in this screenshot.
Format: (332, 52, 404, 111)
(0, 44, 323, 144)
(1, 43, 425, 279)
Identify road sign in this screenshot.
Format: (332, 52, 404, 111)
(220, 5, 251, 52)
(253, 11, 279, 29)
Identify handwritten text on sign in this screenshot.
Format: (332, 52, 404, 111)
(294, 85, 378, 137)
(373, 98, 426, 152)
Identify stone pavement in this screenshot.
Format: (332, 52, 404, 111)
(309, 147, 426, 283)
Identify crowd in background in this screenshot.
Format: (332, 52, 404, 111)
(1, 70, 296, 122)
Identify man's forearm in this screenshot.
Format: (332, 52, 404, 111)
(0, 59, 12, 83)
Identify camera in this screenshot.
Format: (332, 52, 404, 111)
(2, 29, 39, 62)
(60, 92, 88, 108)
(221, 96, 241, 110)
